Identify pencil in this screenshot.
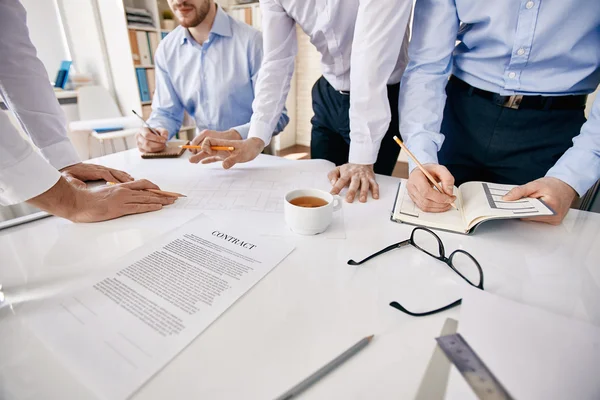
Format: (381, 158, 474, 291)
(392, 136, 458, 210)
(106, 182, 186, 198)
(179, 145, 235, 151)
(274, 335, 374, 400)
(132, 110, 161, 137)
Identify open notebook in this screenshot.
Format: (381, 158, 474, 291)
(391, 181, 555, 234)
(141, 139, 189, 159)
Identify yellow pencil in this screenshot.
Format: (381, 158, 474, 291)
(179, 145, 235, 151)
(392, 136, 458, 210)
(106, 182, 186, 198)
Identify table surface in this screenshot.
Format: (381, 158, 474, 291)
(1, 150, 599, 400)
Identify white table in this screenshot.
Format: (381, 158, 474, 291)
(1, 150, 599, 400)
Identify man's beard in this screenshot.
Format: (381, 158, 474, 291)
(177, 1, 211, 28)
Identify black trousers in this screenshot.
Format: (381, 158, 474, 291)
(310, 76, 401, 176)
(439, 78, 587, 186)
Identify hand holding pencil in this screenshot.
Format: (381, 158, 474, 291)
(393, 136, 458, 212)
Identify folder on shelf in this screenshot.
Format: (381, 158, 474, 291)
(136, 68, 151, 102)
(147, 32, 159, 61)
(146, 68, 156, 100)
(136, 31, 152, 65)
(128, 29, 141, 65)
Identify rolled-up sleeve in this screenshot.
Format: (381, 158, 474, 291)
(546, 95, 600, 195)
(398, 0, 460, 171)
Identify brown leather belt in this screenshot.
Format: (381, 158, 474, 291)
(450, 75, 588, 110)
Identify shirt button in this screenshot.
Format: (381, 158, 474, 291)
(508, 72, 516, 79)
(517, 48, 525, 56)
(526, 1, 534, 9)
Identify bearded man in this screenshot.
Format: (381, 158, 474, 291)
(136, 0, 289, 154)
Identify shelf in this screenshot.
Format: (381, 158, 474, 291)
(127, 24, 158, 32)
(160, 29, 172, 33)
(228, 2, 259, 10)
(141, 100, 153, 105)
(135, 64, 155, 68)
(180, 125, 196, 131)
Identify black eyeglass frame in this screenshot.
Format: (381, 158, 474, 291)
(347, 227, 484, 317)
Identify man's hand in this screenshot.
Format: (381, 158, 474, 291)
(502, 177, 577, 225)
(328, 163, 378, 203)
(406, 164, 456, 212)
(187, 129, 242, 154)
(189, 137, 264, 169)
(27, 178, 176, 223)
(60, 163, 134, 188)
(135, 127, 169, 153)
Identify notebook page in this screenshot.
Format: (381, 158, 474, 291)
(392, 182, 466, 233)
(460, 182, 554, 230)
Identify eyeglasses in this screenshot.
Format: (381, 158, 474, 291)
(348, 227, 484, 317)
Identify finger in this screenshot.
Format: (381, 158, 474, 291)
(191, 130, 208, 146)
(222, 153, 241, 169)
(109, 168, 134, 182)
(408, 183, 452, 213)
(327, 167, 341, 186)
(359, 177, 369, 203)
(331, 175, 350, 195)
(201, 156, 225, 164)
(98, 170, 121, 184)
(64, 175, 86, 189)
(119, 179, 161, 191)
(127, 195, 176, 205)
(369, 178, 380, 200)
(137, 135, 165, 153)
(189, 152, 214, 164)
(122, 203, 163, 216)
(346, 175, 360, 203)
(414, 174, 455, 205)
(429, 165, 455, 196)
(503, 183, 536, 201)
(143, 129, 167, 144)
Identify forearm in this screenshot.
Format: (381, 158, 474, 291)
(348, 0, 412, 165)
(26, 176, 78, 220)
(0, 0, 79, 170)
(398, 0, 460, 171)
(146, 110, 182, 140)
(546, 95, 600, 195)
(248, 0, 297, 146)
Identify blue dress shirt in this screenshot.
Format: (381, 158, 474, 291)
(399, 0, 600, 195)
(147, 6, 288, 140)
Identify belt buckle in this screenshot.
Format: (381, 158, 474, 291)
(502, 94, 523, 109)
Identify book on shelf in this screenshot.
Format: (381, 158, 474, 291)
(128, 29, 141, 65)
(125, 6, 154, 27)
(135, 68, 151, 102)
(142, 104, 152, 119)
(391, 181, 555, 234)
(161, 31, 169, 39)
(136, 31, 153, 65)
(147, 32, 160, 61)
(146, 68, 156, 100)
(252, 6, 262, 30)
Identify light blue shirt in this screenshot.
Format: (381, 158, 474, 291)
(147, 6, 288, 140)
(399, 0, 600, 195)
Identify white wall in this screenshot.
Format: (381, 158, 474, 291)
(21, 0, 70, 81)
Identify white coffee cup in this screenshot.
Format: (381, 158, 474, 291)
(284, 189, 342, 235)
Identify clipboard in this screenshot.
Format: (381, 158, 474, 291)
(141, 140, 189, 159)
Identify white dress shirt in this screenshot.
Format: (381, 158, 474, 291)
(0, 0, 80, 205)
(248, 0, 412, 165)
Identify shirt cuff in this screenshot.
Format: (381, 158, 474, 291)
(348, 141, 379, 165)
(248, 120, 273, 146)
(545, 148, 600, 196)
(39, 138, 81, 171)
(0, 147, 61, 205)
(405, 136, 440, 172)
(231, 122, 250, 139)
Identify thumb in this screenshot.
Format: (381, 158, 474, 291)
(429, 165, 455, 196)
(503, 183, 534, 201)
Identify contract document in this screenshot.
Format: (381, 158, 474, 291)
(23, 215, 294, 399)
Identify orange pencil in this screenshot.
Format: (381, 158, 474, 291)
(179, 145, 235, 151)
(106, 182, 186, 198)
(392, 136, 458, 210)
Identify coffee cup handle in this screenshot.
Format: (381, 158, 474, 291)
(332, 195, 342, 212)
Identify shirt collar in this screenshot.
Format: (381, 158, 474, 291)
(180, 5, 232, 45)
